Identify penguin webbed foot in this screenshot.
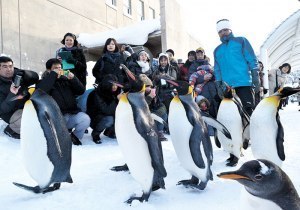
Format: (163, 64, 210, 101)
(42, 183, 61, 194)
(110, 164, 129, 172)
(152, 178, 165, 192)
(177, 177, 208, 190)
(177, 176, 199, 187)
(125, 192, 150, 204)
(13, 182, 42, 193)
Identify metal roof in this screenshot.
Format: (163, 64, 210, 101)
(260, 9, 300, 71)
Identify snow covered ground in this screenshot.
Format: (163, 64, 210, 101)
(0, 103, 299, 210)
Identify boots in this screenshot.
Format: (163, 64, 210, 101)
(70, 132, 82, 146)
(4, 125, 20, 139)
(158, 131, 167, 141)
(91, 130, 102, 144)
(103, 128, 116, 139)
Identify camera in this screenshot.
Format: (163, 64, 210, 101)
(59, 70, 69, 77)
(13, 75, 22, 88)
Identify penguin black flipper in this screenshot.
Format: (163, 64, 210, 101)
(44, 111, 63, 158)
(189, 126, 205, 168)
(276, 113, 285, 161)
(213, 128, 221, 148)
(233, 99, 250, 149)
(32, 90, 73, 184)
(202, 115, 232, 139)
(144, 129, 167, 177)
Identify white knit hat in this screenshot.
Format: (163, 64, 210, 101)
(216, 19, 232, 32)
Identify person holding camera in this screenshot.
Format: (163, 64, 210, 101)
(152, 53, 177, 112)
(56, 32, 87, 88)
(37, 58, 90, 145)
(0, 56, 39, 139)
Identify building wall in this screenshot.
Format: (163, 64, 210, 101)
(0, 0, 161, 72)
(0, 0, 201, 72)
(161, 0, 202, 62)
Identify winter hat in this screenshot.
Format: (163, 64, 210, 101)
(139, 74, 153, 87)
(166, 49, 175, 56)
(216, 19, 232, 32)
(138, 50, 149, 60)
(177, 59, 184, 64)
(158, 53, 169, 63)
(188, 50, 196, 57)
(196, 47, 205, 53)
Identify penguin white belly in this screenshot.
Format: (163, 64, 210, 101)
(217, 100, 243, 158)
(115, 100, 153, 192)
(169, 100, 208, 181)
(240, 188, 281, 210)
(250, 101, 281, 166)
(20, 101, 54, 188)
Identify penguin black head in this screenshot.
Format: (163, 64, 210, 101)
(120, 64, 145, 93)
(273, 87, 300, 98)
(217, 159, 296, 198)
(166, 80, 192, 95)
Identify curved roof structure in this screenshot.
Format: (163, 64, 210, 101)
(260, 9, 300, 71)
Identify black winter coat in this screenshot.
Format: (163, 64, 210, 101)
(37, 71, 84, 114)
(0, 68, 38, 122)
(86, 77, 120, 129)
(92, 52, 127, 84)
(58, 47, 87, 87)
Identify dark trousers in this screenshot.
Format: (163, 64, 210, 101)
(93, 116, 114, 134)
(235, 86, 255, 116)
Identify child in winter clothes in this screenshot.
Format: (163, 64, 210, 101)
(197, 97, 214, 136)
(189, 64, 220, 118)
(127, 50, 152, 77)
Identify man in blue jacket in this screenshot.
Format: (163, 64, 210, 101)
(214, 19, 259, 116)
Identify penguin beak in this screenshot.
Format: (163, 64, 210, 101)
(273, 87, 300, 98)
(217, 171, 252, 181)
(120, 64, 136, 82)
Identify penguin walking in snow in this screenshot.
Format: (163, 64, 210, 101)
(115, 64, 167, 204)
(218, 159, 300, 210)
(250, 87, 300, 167)
(13, 88, 73, 193)
(217, 86, 250, 167)
(168, 80, 231, 190)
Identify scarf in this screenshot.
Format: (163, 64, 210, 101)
(137, 61, 150, 73)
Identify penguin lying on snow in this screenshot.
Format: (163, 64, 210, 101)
(217, 85, 250, 167)
(218, 159, 300, 210)
(167, 80, 231, 190)
(115, 64, 167, 204)
(250, 87, 300, 167)
(13, 88, 73, 193)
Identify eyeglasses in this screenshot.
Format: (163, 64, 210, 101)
(196, 51, 204, 54)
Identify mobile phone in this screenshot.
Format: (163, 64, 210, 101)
(14, 75, 22, 87)
(161, 79, 167, 86)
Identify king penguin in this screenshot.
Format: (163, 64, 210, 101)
(217, 86, 250, 167)
(168, 80, 231, 190)
(115, 64, 167, 204)
(218, 159, 300, 210)
(250, 87, 300, 167)
(13, 88, 73, 193)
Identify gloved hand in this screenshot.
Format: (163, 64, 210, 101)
(66, 57, 77, 64)
(215, 81, 225, 99)
(251, 69, 260, 93)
